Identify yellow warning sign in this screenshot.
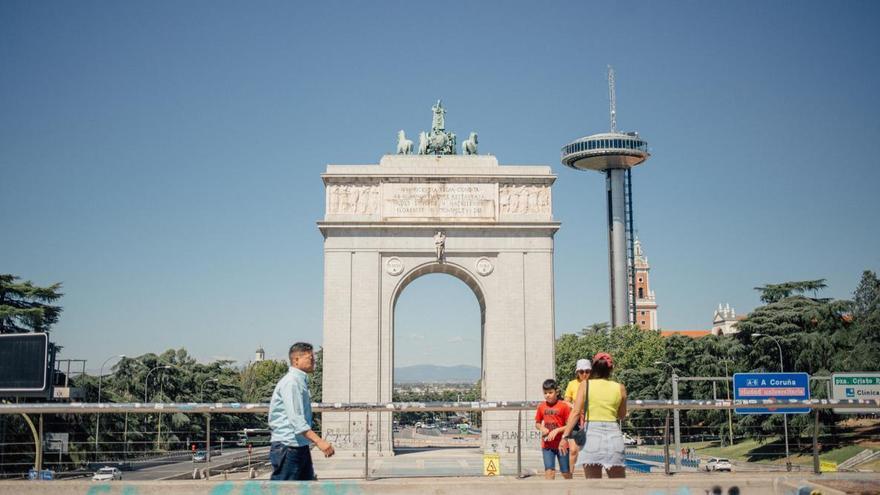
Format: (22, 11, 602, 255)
(820, 460, 838, 472)
(483, 453, 500, 476)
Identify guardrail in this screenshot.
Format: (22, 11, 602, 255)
(2, 397, 879, 415)
(1, 399, 878, 480)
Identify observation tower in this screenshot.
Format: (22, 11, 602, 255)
(561, 67, 651, 328)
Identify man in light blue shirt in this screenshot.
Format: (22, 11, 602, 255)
(268, 342, 334, 480)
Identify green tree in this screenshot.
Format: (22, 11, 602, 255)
(240, 360, 288, 403)
(0, 274, 63, 333)
(753, 279, 828, 304)
(555, 325, 665, 391)
(310, 348, 323, 402)
(736, 295, 847, 374)
(94, 349, 248, 456)
(852, 270, 880, 318)
(580, 321, 610, 336)
(837, 270, 880, 371)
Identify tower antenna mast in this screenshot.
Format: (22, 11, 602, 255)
(608, 65, 617, 133)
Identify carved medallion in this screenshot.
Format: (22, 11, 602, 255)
(386, 257, 404, 276)
(475, 258, 494, 276)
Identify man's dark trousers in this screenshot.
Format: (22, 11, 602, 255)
(269, 442, 315, 481)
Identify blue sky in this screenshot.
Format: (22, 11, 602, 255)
(2, 1, 878, 370)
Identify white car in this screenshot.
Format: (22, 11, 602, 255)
(622, 433, 637, 446)
(92, 467, 122, 481)
(705, 457, 732, 472)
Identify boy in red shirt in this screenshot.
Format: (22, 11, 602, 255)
(535, 378, 572, 479)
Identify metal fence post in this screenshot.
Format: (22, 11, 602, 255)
(206, 413, 212, 464)
(94, 413, 100, 463)
(364, 413, 371, 480)
(812, 408, 820, 474)
(663, 411, 670, 476)
(123, 412, 129, 464)
(516, 410, 523, 478)
(671, 373, 681, 472)
(38, 414, 43, 472)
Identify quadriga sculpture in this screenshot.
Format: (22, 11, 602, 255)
(396, 130, 414, 155)
(462, 132, 478, 155)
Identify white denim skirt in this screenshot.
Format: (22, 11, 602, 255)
(575, 421, 626, 469)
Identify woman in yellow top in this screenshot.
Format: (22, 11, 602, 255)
(560, 352, 628, 478)
(563, 358, 591, 469)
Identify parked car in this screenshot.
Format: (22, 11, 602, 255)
(705, 457, 732, 472)
(92, 467, 122, 481)
(622, 433, 637, 446)
(192, 450, 207, 463)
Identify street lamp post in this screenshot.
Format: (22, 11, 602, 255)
(145, 365, 171, 451)
(144, 365, 171, 403)
(95, 354, 125, 461)
(655, 361, 682, 472)
(719, 359, 735, 446)
(754, 333, 792, 472)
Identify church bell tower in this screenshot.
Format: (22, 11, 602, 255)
(631, 237, 658, 330)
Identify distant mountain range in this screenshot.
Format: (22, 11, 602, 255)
(394, 365, 480, 383)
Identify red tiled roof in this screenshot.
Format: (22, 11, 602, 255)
(660, 330, 711, 338)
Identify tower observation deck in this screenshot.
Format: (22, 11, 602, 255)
(561, 67, 651, 328)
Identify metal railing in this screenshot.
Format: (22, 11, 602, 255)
(1, 398, 878, 480)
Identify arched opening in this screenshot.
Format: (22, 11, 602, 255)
(391, 262, 485, 451)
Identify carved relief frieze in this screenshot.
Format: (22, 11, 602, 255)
(327, 184, 380, 215)
(499, 185, 551, 215)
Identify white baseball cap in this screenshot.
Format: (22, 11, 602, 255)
(575, 359, 592, 371)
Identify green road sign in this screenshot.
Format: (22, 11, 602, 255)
(831, 372, 880, 414)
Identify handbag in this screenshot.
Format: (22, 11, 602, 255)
(571, 380, 589, 447)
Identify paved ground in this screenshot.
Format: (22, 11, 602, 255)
(5, 473, 880, 495)
(307, 447, 525, 479)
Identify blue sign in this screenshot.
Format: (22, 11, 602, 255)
(27, 469, 54, 480)
(733, 372, 810, 414)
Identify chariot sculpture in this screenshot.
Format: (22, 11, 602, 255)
(393, 100, 478, 156)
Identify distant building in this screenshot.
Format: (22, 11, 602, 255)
(631, 237, 658, 330)
(661, 303, 746, 338)
(254, 347, 265, 362)
(711, 303, 743, 336)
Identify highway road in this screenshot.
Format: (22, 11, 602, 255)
(93, 447, 267, 481)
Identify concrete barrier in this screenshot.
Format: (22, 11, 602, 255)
(1, 473, 876, 495)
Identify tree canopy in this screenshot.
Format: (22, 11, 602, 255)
(0, 274, 63, 333)
(753, 279, 828, 304)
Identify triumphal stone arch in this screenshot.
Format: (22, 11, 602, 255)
(319, 107, 559, 455)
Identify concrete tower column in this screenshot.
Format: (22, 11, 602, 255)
(606, 169, 629, 327)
